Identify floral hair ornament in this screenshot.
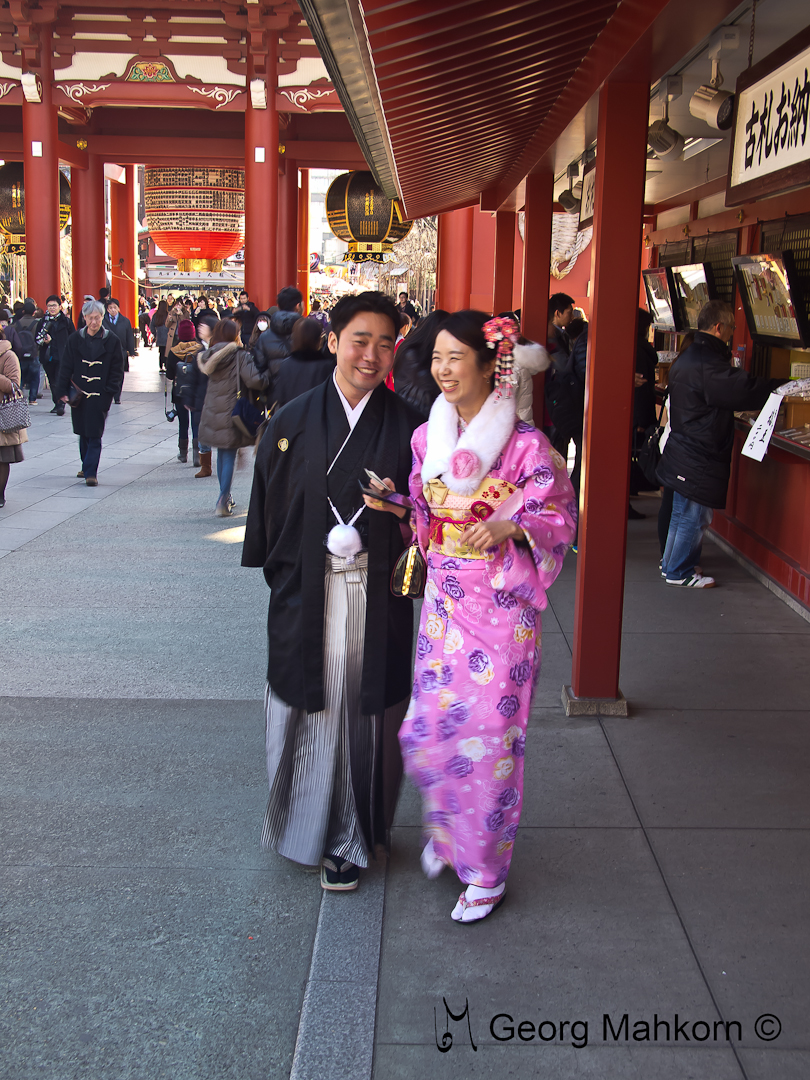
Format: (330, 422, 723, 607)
(483, 315, 520, 400)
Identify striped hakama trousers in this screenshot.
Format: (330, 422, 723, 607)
(261, 552, 408, 867)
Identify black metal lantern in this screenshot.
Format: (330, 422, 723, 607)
(0, 161, 71, 252)
(326, 171, 412, 263)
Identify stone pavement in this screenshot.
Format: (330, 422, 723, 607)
(2, 361, 809, 1080)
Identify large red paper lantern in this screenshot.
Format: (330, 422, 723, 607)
(144, 166, 244, 271)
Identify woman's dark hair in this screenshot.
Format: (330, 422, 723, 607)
(196, 313, 218, 341)
(151, 299, 168, 328)
(329, 291, 400, 341)
(211, 318, 240, 346)
(637, 308, 654, 336)
(438, 310, 496, 369)
(293, 316, 323, 353)
(392, 309, 450, 418)
(567, 317, 587, 341)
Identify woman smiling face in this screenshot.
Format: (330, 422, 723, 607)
(431, 329, 495, 420)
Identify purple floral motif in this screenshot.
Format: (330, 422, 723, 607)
(416, 633, 432, 659)
(484, 809, 505, 832)
(524, 497, 545, 515)
(399, 735, 416, 755)
(521, 607, 537, 629)
(535, 464, 555, 488)
(448, 701, 470, 726)
(437, 663, 454, 687)
(494, 591, 519, 610)
(441, 558, 461, 570)
(510, 660, 532, 687)
(512, 582, 534, 601)
(411, 714, 428, 737)
(445, 755, 474, 778)
(435, 600, 449, 621)
(468, 649, 491, 674)
(498, 787, 520, 808)
(457, 864, 477, 885)
(502, 551, 514, 573)
(427, 810, 451, 826)
(515, 420, 534, 433)
(443, 576, 465, 601)
(493, 453, 504, 471)
(566, 499, 579, 520)
(436, 715, 457, 741)
(446, 791, 461, 814)
(503, 823, 519, 841)
(552, 543, 566, 556)
(417, 767, 443, 788)
(495, 865, 509, 885)
(420, 669, 439, 693)
(512, 734, 526, 757)
(497, 694, 520, 719)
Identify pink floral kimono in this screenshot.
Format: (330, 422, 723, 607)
(398, 391, 576, 889)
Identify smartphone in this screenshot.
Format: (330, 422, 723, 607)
(358, 469, 414, 509)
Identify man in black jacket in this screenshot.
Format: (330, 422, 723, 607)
(37, 295, 75, 415)
(253, 285, 303, 377)
(103, 299, 135, 404)
(657, 299, 785, 588)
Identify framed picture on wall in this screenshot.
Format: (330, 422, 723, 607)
(577, 159, 597, 231)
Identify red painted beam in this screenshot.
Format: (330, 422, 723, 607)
(481, 0, 742, 210)
(571, 78, 650, 703)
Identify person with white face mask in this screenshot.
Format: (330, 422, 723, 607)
(253, 286, 303, 380)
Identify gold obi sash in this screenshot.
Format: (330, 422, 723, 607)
(424, 476, 517, 559)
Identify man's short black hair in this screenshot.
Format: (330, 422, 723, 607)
(548, 292, 575, 319)
(239, 290, 248, 297)
(277, 286, 303, 312)
(107, 298, 120, 307)
(697, 299, 735, 331)
(329, 291, 399, 340)
(399, 291, 408, 298)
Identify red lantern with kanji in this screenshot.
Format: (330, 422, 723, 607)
(144, 166, 245, 271)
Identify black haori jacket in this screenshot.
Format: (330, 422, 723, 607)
(242, 377, 422, 715)
(657, 331, 784, 509)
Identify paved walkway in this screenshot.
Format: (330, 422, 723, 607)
(2, 363, 808, 1080)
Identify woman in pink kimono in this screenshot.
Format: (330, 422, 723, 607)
(377, 312, 576, 923)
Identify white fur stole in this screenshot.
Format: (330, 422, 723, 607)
(421, 390, 517, 496)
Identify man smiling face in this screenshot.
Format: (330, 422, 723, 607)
(328, 311, 396, 408)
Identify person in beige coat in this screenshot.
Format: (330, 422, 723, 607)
(198, 318, 269, 517)
(0, 332, 27, 508)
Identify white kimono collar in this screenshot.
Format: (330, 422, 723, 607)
(421, 390, 517, 496)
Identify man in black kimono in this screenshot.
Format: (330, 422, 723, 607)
(242, 292, 421, 891)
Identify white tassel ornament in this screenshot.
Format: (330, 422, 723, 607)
(326, 523, 363, 559)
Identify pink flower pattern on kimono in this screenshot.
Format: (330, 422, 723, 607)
(398, 419, 575, 889)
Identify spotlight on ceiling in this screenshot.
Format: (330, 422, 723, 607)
(558, 161, 580, 215)
(648, 120, 685, 160)
(689, 26, 739, 130)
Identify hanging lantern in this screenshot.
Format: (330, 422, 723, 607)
(0, 161, 71, 252)
(144, 166, 245, 272)
(326, 171, 412, 263)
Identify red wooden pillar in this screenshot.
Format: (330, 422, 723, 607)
(277, 158, 298, 293)
(22, 24, 60, 303)
(245, 47, 278, 310)
(297, 167, 309, 314)
(436, 206, 473, 311)
(520, 171, 553, 426)
(71, 153, 105, 321)
(492, 209, 516, 314)
(109, 165, 138, 324)
(568, 78, 649, 714)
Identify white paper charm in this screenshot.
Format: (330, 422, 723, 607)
(741, 393, 782, 462)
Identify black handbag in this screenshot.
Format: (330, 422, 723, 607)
(637, 401, 665, 487)
(390, 542, 427, 599)
(231, 354, 264, 440)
